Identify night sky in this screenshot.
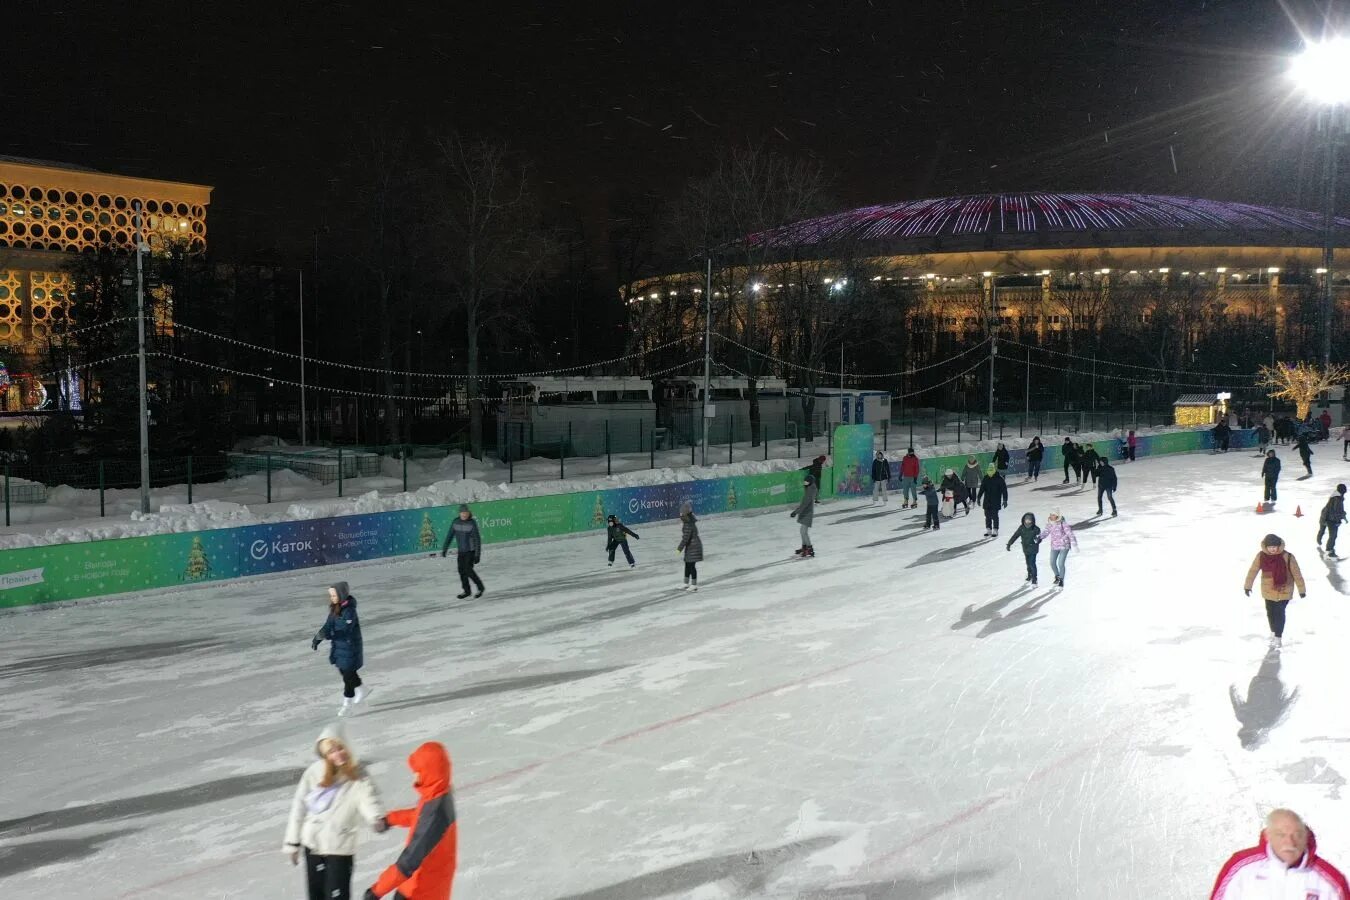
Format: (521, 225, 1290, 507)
(9, 1, 1345, 261)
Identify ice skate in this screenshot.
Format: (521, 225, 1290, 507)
(457, 591, 471, 599)
(338, 697, 353, 717)
(607, 561, 613, 567)
(802, 546, 815, 558)
(689, 584, 699, 592)
(1270, 635, 1282, 649)
(475, 588, 485, 599)
(353, 686, 371, 705)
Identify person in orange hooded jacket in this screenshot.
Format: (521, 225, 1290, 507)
(363, 742, 457, 900)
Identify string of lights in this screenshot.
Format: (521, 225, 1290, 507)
(1000, 337, 1262, 382)
(49, 317, 139, 339)
(1018, 355, 1248, 390)
(32, 352, 145, 381)
(714, 352, 990, 401)
(712, 332, 991, 378)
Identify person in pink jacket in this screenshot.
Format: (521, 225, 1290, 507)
(1211, 808, 1349, 899)
(1039, 510, 1077, 588)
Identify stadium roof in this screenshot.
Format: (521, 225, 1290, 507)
(751, 193, 1350, 255)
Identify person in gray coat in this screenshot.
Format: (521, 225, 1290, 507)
(440, 504, 485, 599)
(791, 474, 818, 557)
(676, 500, 703, 591)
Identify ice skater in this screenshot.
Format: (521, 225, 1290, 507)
(791, 474, 817, 557)
(605, 514, 639, 567)
(1061, 438, 1079, 484)
(1243, 533, 1307, 648)
(1026, 437, 1044, 480)
(441, 504, 485, 599)
(977, 464, 1008, 537)
(677, 500, 703, 589)
(939, 467, 963, 519)
(960, 456, 982, 514)
(919, 476, 940, 530)
(1296, 433, 1314, 476)
(899, 447, 921, 508)
(1125, 430, 1137, 462)
(1340, 423, 1350, 460)
(1040, 511, 1077, 587)
(994, 442, 1010, 475)
(1005, 512, 1042, 586)
(1317, 484, 1346, 560)
(1080, 443, 1100, 483)
(1096, 458, 1118, 517)
(311, 582, 369, 717)
(871, 451, 891, 503)
(1261, 449, 1280, 503)
(363, 742, 457, 900)
(283, 725, 388, 900)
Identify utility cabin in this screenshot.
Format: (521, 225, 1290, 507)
(1172, 391, 1232, 427)
(657, 376, 794, 446)
(496, 376, 655, 462)
(810, 388, 892, 431)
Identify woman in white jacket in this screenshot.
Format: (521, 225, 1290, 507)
(283, 724, 387, 900)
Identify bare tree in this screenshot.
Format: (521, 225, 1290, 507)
(432, 135, 552, 458)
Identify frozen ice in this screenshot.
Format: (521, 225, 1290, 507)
(4, 442, 1348, 898)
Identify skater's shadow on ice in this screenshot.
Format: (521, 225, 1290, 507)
(780, 865, 1000, 900)
(1230, 647, 1300, 751)
(0, 770, 299, 838)
(552, 836, 840, 899)
(951, 587, 1032, 630)
(976, 593, 1055, 638)
(484, 596, 681, 646)
(0, 827, 139, 878)
(831, 509, 902, 525)
(1321, 558, 1350, 595)
(373, 666, 628, 715)
(0, 638, 225, 679)
(905, 539, 988, 568)
(1070, 519, 1101, 531)
(857, 530, 929, 549)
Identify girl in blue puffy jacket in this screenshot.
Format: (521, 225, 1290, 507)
(311, 581, 368, 717)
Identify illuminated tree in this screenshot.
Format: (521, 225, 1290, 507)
(1257, 362, 1350, 420)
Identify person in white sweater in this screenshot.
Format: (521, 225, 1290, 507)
(283, 724, 388, 900)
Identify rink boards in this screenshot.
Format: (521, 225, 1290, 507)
(0, 426, 1249, 608)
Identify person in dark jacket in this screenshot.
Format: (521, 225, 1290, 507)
(919, 476, 940, 530)
(1296, 434, 1314, 476)
(1061, 438, 1080, 484)
(1080, 444, 1100, 484)
(605, 514, 639, 567)
(1318, 484, 1347, 559)
(1005, 513, 1042, 585)
(677, 500, 703, 590)
(312, 582, 368, 717)
(440, 505, 485, 599)
(939, 467, 964, 519)
(870, 451, 891, 503)
(791, 475, 818, 557)
(960, 456, 982, 514)
(1261, 449, 1281, 502)
(364, 741, 457, 900)
(977, 464, 1009, 537)
(993, 443, 1010, 474)
(1026, 437, 1045, 481)
(1096, 458, 1119, 516)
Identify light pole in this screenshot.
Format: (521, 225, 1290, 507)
(1291, 38, 1350, 368)
(299, 268, 307, 447)
(133, 201, 151, 514)
(701, 256, 713, 465)
(984, 271, 997, 432)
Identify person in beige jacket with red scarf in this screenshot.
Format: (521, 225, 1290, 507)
(1244, 533, 1307, 649)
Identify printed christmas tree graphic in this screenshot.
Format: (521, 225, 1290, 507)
(418, 512, 437, 550)
(591, 494, 606, 527)
(184, 536, 210, 580)
(727, 482, 738, 509)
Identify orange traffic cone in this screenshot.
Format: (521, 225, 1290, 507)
(1295, 506, 1304, 518)
(1256, 503, 1264, 514)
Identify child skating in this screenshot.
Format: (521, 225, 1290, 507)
(310, 582, 369, 717)
(1005, 513, 1042, 586)
(605, 514, 639, 567)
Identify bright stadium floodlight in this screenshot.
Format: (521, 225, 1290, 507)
(1291, 38, 1350, 105)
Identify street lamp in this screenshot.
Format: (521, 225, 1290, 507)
(1291, 37, 1350, 368)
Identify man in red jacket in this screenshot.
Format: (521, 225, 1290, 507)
(365, 742, 457, 900)
(899, 448, 921, 509)
(1210, 808, 1349, 898)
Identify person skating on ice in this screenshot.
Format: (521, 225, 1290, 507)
(1061, 437, 1079, 483)
(311, 582, 369, 717)
(1261, 449, 1281, 503)
(1125, 429, 1137, 462)
(1005, 512, 1042, 586)
(1096, 458, 1119, 517)
(1255, 421, 1271, 454)
(362, 741, 457, 900)
(791, 474, 818, 557)
(1339, 423, 1350, 460)
(961, 456, 982, 514)
(1296, 433, 1314, 476)
(899, 447, 921, 509)
(801, 454, 827, 503)
(605, 514, 639, 567)
(1026, 436, 1045, 480)
(977, 464, 1008, 537)
(283, 724, 388, 900)
(677, 500, 703, 590)
(919, 476, 940, 530)
(1318, 484, 1347, 560)
(1080, 443, 1100, 484)
(939, 467, 963, 519)
(994, 442, 1010, 475)
(441, 505, 485, 599)
(871, 451, 891, 503)
(1039, 511, 1077, 587)
(1244, 533, 1307, 649)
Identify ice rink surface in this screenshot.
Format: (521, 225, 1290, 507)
(5, 444, 1350, 899)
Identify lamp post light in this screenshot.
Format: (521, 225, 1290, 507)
(1291, 37, 1350, 369)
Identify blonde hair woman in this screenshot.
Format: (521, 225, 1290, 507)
(283, 724, 387, 900)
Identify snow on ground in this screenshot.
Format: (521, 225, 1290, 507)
(0, 425, 1191, 550)
(4, 441, 1349, 898)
